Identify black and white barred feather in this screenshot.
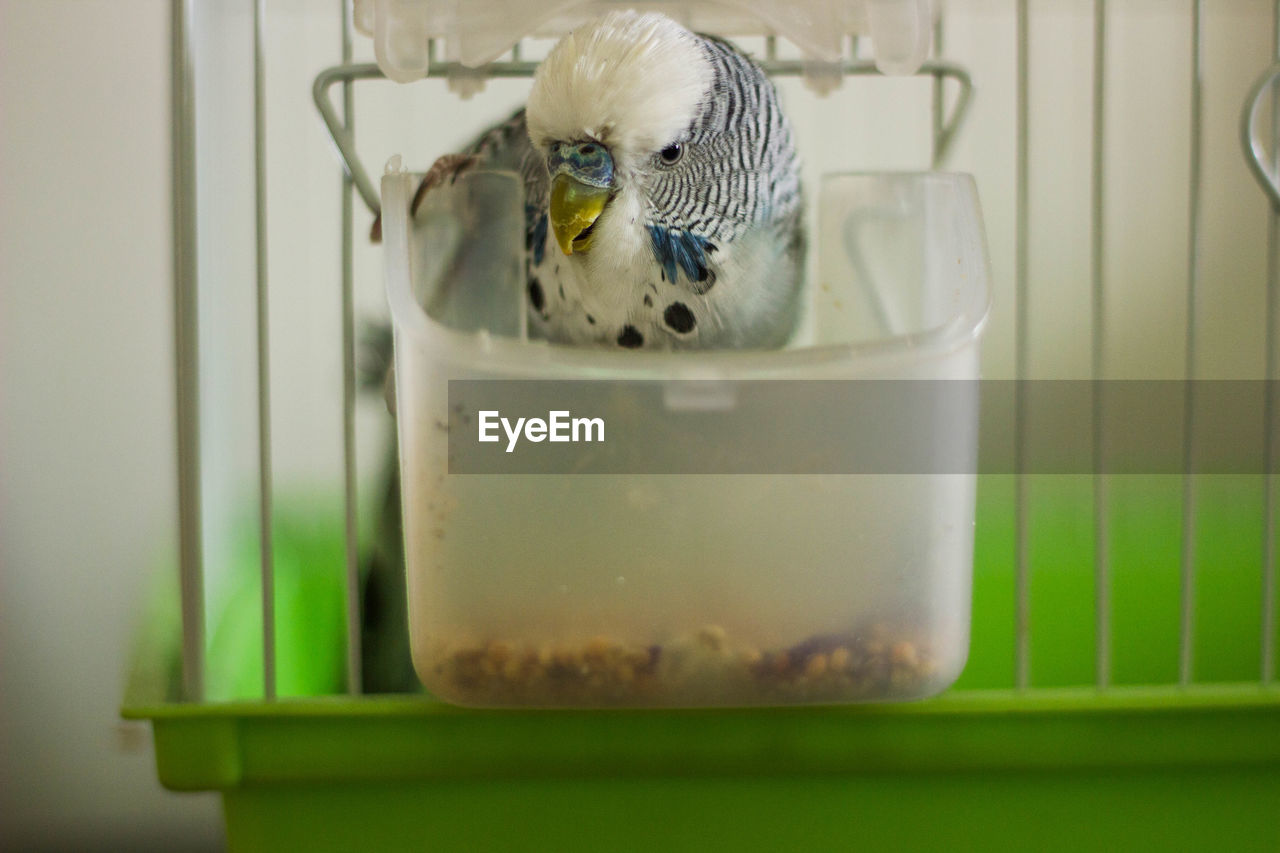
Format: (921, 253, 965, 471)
(647, 35, 802, 245)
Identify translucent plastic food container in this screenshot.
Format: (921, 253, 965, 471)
(381, 167, 990, 707)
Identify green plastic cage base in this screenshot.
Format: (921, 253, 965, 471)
(126, 686, 1280, 851)
(217, 768, 1277, 851)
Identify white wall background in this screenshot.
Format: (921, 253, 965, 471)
(0, 1, 223, 849)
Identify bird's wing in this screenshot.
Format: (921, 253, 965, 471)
(371, 108, 547, 246)
(467, 108, 550, 266)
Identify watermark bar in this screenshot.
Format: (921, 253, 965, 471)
(446, 380, 1276, 476)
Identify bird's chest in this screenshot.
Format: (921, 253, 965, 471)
(525, 229, 712, 350)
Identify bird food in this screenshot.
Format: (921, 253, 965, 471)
(426, 623, 937, 707)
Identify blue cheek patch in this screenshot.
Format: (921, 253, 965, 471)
(648, 226, 718, 291)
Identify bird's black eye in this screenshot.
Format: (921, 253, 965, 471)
(659, 143, 683, 165)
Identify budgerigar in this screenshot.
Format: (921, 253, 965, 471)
(404, 10, 805, 349)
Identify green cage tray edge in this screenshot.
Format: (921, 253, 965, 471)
(124, 685, 1280, 792)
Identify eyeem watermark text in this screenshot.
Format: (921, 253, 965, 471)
(478, 410, 605, 452)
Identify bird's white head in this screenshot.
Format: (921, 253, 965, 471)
(527, 10, 712, 164)
(526, 11, 713, 257)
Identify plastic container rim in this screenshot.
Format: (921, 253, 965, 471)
(382, 169, 992, 379)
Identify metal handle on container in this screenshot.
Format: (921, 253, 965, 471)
(312, 56, 975, 220)
(1242, 61, 1280, 210)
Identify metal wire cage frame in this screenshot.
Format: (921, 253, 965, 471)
(134, 1, 1280, 846)
(163, 0, 1280, 701)
(145, 0, 1274, 783)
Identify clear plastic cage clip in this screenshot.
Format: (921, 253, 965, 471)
(353, 0, 934, 84)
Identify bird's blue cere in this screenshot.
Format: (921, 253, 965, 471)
(548, 140, 614, 188)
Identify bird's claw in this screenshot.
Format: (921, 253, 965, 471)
(369, 153, 480, 244)
(411, 153, 481, 216)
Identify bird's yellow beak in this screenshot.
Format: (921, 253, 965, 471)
(550, 173, 610, 255)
